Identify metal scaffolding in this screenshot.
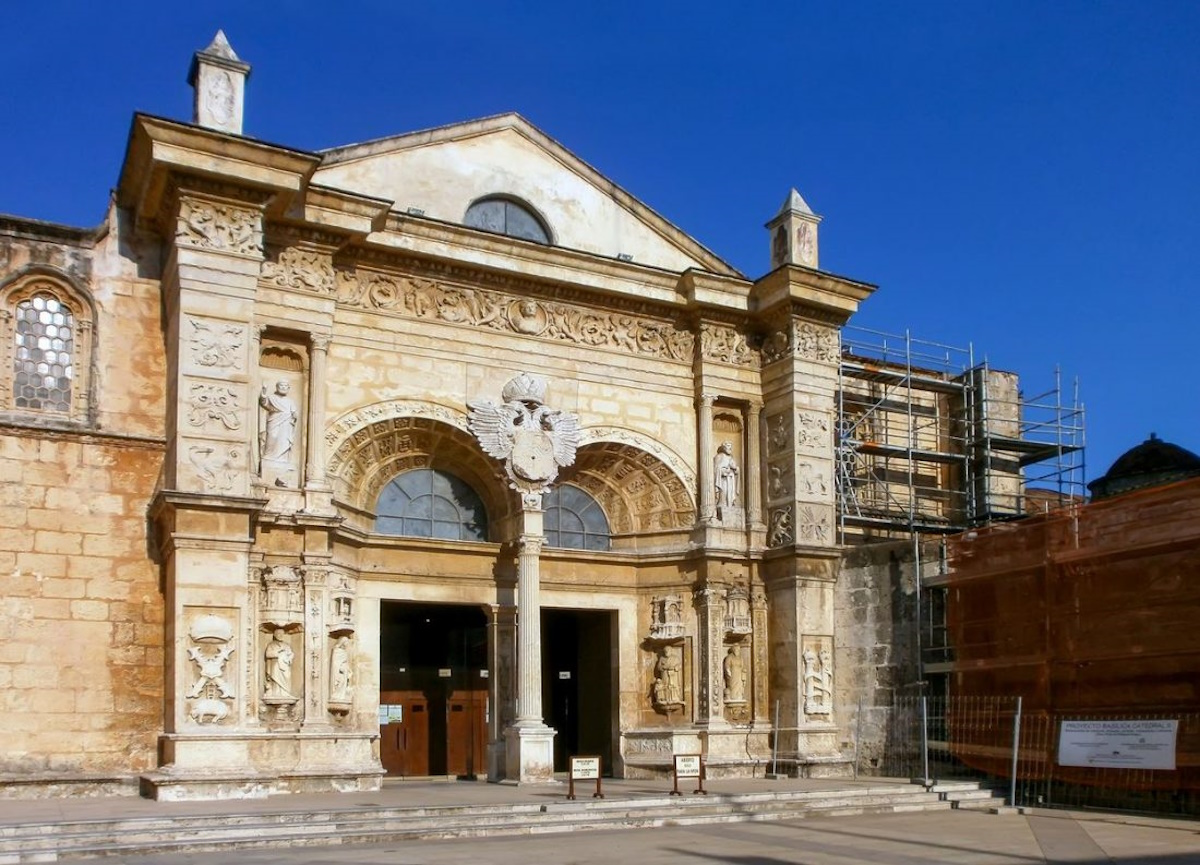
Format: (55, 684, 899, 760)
(835, 325, 1085, 542)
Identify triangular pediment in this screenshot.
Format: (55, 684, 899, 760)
(315, 113, 740, 277)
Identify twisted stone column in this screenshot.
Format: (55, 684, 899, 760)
(304, 333, 330, 490)
(698, 393, 716, 523)
(746, 401, 764, 528)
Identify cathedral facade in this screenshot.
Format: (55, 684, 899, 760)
(0, 34, 878, 800)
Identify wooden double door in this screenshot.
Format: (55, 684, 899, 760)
(379, 688, 488, 778)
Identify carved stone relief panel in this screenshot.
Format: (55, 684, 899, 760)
(183, 317, 248, 377)
(802, 635, 834, 717)
(796, 410, 832, 454)
(793, 322, 840, 363)
(334, 267, 694, 363)
(184, 608, 238, 726)
(649, 594, 686, 641)
(184, 382, 243, 436)
(795, 460, 832, 502)
(700, 322, 758, 367)
(767, 460, 793, 505)
(260, 246, 336, 295)
(768, 506, 793, 547)
(766, 412, 792, 458)
(796, 504, 834, 545)
(176, 198, 262, 257)
(182, 440, 244, 494)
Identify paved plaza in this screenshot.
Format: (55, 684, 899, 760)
(86, 808, 1200, 865)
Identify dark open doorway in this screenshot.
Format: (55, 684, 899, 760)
(379, 601, 488, 778)
(541, 608, 614, 773)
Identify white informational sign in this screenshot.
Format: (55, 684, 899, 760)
(675, 754, 702, 778)
(1058, 720, 1178, 770)
(378, 706, 390, 726)
(387, 704, 404, 722)
(571, 756, 601, 780)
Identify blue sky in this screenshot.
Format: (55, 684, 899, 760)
(3, 1, 1198, 482)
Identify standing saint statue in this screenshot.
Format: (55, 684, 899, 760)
(723, 643, 746, 703)
(714, 441, 740, 514)
(329, 636, 352, 703)
(263, 628, 295, 700)
(259, 380, 299, 463)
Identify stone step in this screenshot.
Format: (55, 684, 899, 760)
(0, 785, 950, 862)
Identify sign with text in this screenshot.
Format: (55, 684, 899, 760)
(1058, 720, 1178, 770)
(570, 756, 601, 780)
(674, 754, 702, 778)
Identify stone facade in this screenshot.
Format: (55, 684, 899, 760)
(0, 34, 925, 800)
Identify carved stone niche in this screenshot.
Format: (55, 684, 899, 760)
(260, 564, 304, 631)
(648, 594, 686, 642)
(329, 584, 356, 637)
(724, 586, 752, 637)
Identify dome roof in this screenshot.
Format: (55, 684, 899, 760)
(1087, 433, 1200, 500)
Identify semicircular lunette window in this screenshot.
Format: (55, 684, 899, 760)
(375, 469, 489, 541)
(463, 197, 550, 244)
(544, 484, 611, 551)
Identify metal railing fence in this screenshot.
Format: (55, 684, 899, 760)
(873, 696, 1200, 817)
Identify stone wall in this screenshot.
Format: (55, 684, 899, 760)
(833, 539, 928, 774)
(0, 434, 164, 789)
(0, 215, 167, 795)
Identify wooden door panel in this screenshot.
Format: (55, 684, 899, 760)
(379, 690, 429, 777)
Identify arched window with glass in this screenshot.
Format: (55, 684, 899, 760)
(375, 468, 489, 541)
(0, 271, 95, 425)
(463, 196, 551, 245)
(544, 484, 611, 551)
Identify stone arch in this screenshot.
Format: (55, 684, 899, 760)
(325, 400, 516, 534)
(562, 431, 696, 534)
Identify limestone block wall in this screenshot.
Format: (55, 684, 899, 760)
(0, 434, 164, 780)
(833, 540, 923, 774)
(0, 215, 168, 789)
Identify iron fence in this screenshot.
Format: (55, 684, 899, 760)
(878, 696, 1200, 817)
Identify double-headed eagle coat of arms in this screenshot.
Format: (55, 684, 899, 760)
(468, 373, 582, 497)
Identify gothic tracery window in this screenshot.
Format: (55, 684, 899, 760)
(0, 272, 94, 423)
(375, 468, 489, 541)
(544, 484, 611, 551)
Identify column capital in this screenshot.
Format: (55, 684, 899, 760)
(309, 332, 331, 352)
(699, 392, 718, 406)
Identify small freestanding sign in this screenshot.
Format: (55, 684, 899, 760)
(671, 754, 706, 796)
(567, 755, 604, 800)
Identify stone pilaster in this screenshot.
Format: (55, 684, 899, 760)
(694, 585, 727, 727)
(304, 332, 334, 512)
(697, 393, 716, 524)
(751, 589, 770, 724)
(746, 401, 764, 531)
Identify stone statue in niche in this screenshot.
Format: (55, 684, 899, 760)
(259, 380, 299, 478)
(723, 643, 747, 704)
(653, 644, 684, 708)
(263, 628, 296, 701)
(329, 636, 352, 704)
(714, 441, 740, 524)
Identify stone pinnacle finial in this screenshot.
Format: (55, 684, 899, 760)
(187, 30, 252, 135)
(765, 187, 823, 270)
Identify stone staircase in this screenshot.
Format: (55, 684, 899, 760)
(0, 782, 956, 862)
(930, 780, 1009, 811)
